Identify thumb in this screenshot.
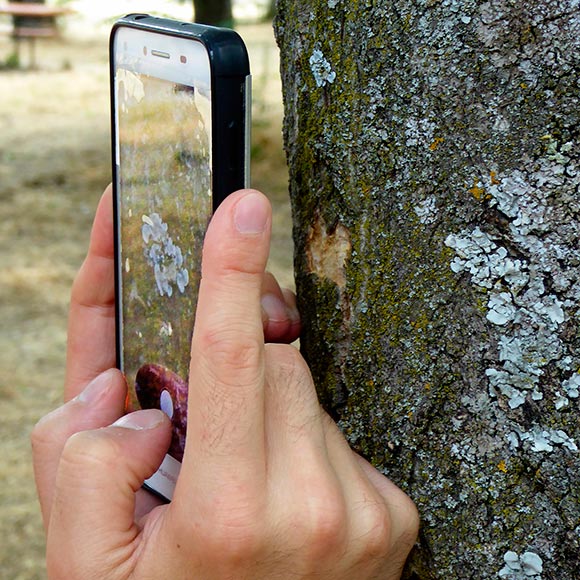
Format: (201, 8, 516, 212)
(46, 410, 171, 578)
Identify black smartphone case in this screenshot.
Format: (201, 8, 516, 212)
(110, 14, 251, 209)
(110, 13, 251, 358)
(109, 17, 251, 501)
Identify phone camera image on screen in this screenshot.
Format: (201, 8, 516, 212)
(116, 70, 211, 464)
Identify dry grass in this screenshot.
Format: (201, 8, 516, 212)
(0, 21, 291, 579)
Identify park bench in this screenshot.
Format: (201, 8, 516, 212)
(0, 2, 71, 68)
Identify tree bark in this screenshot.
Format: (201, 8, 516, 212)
(193, 0, 233, 27)
(274, 1, 580, 578)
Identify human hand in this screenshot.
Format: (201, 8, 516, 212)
(32, 187, 419, 579)
(62, 185, 300, 399)
(32, 184, 301, 525)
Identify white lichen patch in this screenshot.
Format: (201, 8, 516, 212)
(499, 550, 543, 578)
(309, 49, 336, 87)
(414, 195, 438, 224)
(446, 226, 563, 409)
(554, 392, 569, 410)
(404, 116, 436, 149)
(159, 321, 173, 337)
(514, 428, 578, 453)
(446, 228, 528, 291)
(486, 292, 517, 326)
(142, 213, 189, 298)
(562, 373, 580, 399)
(445, 152, 580, 412)
(306, 215, 351, 288)
(543, 135, 573, 166)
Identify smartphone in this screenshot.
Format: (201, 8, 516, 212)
(110, 14, 251, 501)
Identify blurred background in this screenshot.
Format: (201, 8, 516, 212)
(0, 1, 292, 577)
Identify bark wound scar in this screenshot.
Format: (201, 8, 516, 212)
(306, 215, 351, 288)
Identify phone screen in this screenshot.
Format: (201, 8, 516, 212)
(113, 29, 214, 496)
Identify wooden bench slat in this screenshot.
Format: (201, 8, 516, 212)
(12, 26, 56, 37)
(0, 4, 71, 17)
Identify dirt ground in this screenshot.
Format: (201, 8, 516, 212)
(0, 14, 292, 579)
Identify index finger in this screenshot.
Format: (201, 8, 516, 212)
(179, 190, 271, 490)
(64, 186, 116, 401)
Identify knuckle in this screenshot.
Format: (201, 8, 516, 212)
(395, 495, 420, 550)
(173, 485, 269, 567)
(265, 344, 317, 403)
(59, 430, 121, 475)
(30, 415, 52, 453)
(355, 494, 420, 569)
(199, 325, 263, 386)
(70, 257, 115, 310)
(293, 487, 348, 561)
(266, 343, 309, 375)
(358, 501, 393, 560)
(196, 514, 268, 567)
(310, 506, 346, 552)
(31, 408, 67, 458)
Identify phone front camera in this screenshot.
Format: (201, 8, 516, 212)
(180, 55, 187, 64)
(143, 46, 148, 56)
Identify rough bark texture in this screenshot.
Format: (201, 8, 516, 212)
(193, 0, 233, 27)
(274, 1, 580, 578)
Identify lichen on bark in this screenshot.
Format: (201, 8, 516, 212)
(274, 0, 580, 578)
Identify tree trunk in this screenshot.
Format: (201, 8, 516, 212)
(266, 0, 277, 21)
(193, 0, 233, 27)
(274, 1, 580, 578)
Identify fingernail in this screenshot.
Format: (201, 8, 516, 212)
(77, 369, 116, 404)
(234, 192, 269, 234)
(261, 293, 288, 323)
(112, 409, 165, 430)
